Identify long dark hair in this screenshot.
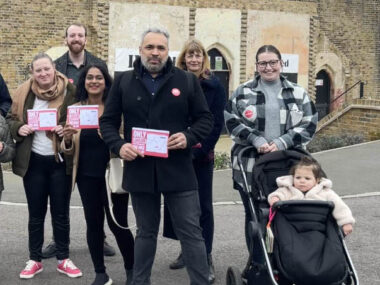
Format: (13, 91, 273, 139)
(76, 64, 112, 103)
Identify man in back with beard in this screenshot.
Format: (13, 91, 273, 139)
(42, 23, 116, 259)
(55, 23, 107, 85)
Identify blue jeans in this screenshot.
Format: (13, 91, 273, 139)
(131, 190, 209, 285)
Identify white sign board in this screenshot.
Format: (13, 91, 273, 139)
(215, 56, 223, 70)
(281, 54, 299, 73)
(315, 79, 324, 86)
(115, 48, 180, 72)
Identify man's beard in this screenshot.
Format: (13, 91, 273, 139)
(141, 55, 168, 74)
(68, 41, 85, 55)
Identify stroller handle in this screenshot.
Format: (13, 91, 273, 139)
(237, 145, 256, 165)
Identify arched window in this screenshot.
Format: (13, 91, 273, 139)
(315, 70, 331, 120)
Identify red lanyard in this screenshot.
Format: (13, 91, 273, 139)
(266, 207, 276, 227)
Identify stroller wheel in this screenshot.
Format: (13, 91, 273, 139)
(226, 266, 244, 285)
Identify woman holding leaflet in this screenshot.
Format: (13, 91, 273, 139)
(61, 64, 134, 285)
(7, 52, 81, 279)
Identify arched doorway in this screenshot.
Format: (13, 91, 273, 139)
(207, 48, 230, 134)
(315, 70, 331, 120)
(207, 48, 230, 100)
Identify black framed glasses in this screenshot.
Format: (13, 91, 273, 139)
(256, 60, 280, 69)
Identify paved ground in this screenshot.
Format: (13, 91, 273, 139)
(1, 140, 380, 285)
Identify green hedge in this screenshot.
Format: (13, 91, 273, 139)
(307, 133, 365, 153)
(214, 152, 231, 170)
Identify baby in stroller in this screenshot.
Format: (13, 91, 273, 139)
(226, 148, 359, 285)
(268, 156, 355, 236)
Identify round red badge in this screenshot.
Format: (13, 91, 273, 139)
(244, 110, 253, 119)
(171, 88, 181, 97)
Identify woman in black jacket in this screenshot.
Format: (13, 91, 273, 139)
(163, 39, 226, 284)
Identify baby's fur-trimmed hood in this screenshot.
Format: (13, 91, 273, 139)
(276, 175, 332, 190)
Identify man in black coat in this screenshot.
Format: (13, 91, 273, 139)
(100, 28, 213, 285)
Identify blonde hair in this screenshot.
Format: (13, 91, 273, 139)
(31, 53, 54, 70)
(176, 39, 210, 79)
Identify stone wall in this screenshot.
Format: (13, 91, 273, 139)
(1, 1, 90, 89)
(316, 0, 380, 100)
(315, 99, 380, 141)
(1, 0, 378, 103)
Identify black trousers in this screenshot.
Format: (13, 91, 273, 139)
(163, 159, 215, 254)
(131, 190, 209, 285)
(76, 174, 134, 273)
(23, 152, 71, 262)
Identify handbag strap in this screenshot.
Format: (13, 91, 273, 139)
(105, 164, 136, 230)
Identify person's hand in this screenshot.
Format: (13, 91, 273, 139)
(342, 224, 353, 236)
(258, 143, 271, 154)
(51, 125, 64, 137)
(268, 143, 279, 152)
(119, 143, 144, 161)
(0, 142, 3, 153)
(18, 124, 34, 137)
(168, 132, 187, 150)
(62, 124, 78, 142)
(269, 196, 280, 206)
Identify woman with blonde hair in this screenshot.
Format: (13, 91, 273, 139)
(163, 39, 226, 283)
(7, 52, 82, 280)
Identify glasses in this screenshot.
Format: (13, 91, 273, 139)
(256, 60, 280, 69)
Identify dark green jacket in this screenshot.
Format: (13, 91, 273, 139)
(6, 83, 76, 177)
(0, 115, 15, 192)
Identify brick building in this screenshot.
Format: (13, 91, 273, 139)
(1, 0, 379, 140)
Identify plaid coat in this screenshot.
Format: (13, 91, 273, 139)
(224, 75, 318, 191)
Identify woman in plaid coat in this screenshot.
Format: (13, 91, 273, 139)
(224, 44, 318, 265)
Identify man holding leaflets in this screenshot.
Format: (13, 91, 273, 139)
(100, 28, 213, 284)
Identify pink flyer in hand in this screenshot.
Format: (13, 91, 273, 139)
(27, 109, 57, 130)
(132, 127, 170, 158)
(67, 105, 99, 129)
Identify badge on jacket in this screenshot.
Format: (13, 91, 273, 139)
(171, 88, 181, 97)
(242, 105, 257, 122)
